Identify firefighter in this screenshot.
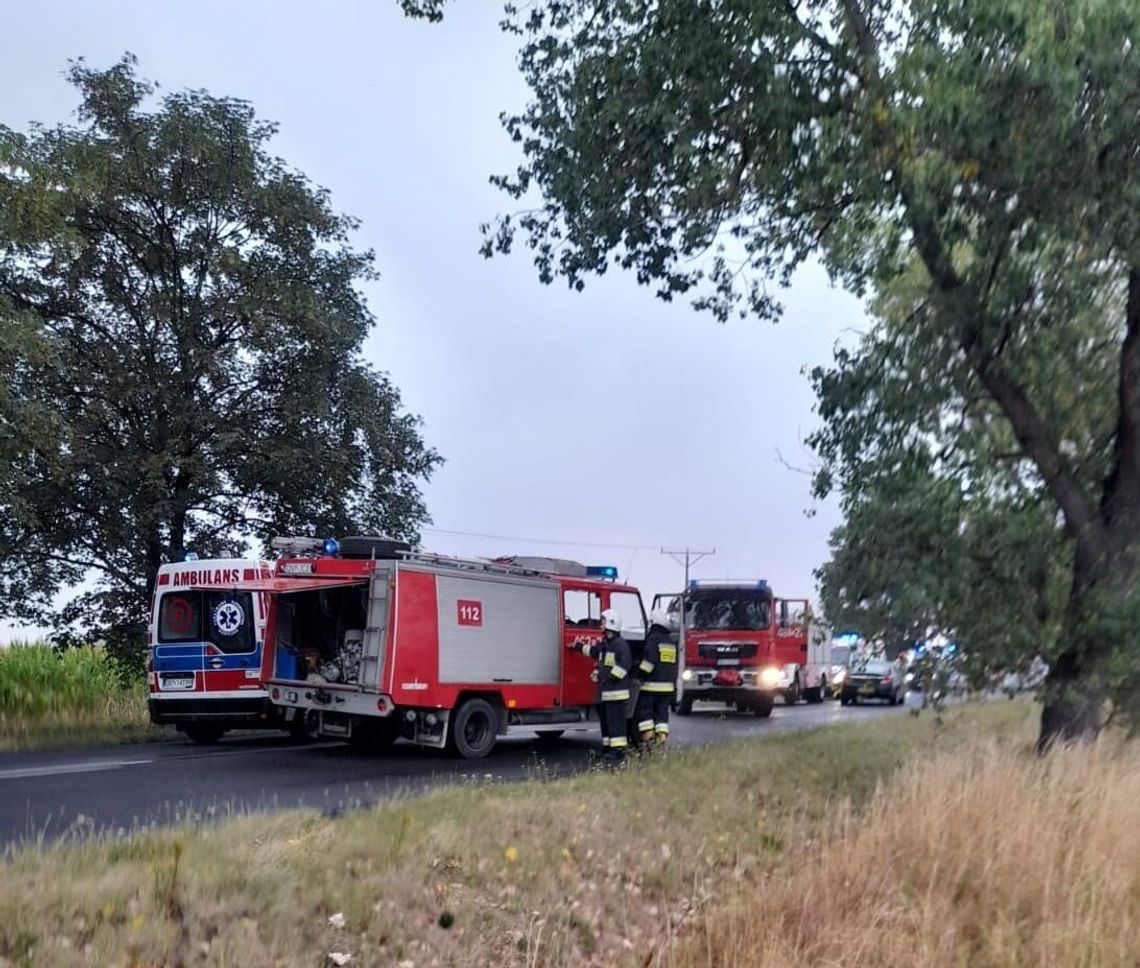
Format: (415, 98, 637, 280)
(569, 608, 632, 762)
(634, 607, 678, 747)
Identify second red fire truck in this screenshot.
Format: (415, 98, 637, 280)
(655, 579, 829, 717)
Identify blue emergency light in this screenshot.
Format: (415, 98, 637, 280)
(183, 550, 199, 562)
(322, 537, 340, 556)
(586, 565, 618, 579)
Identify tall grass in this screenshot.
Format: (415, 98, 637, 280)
(0, 642, 155, 749)
(681, 738, 1140, 967)
(0, 701, 1065, 967)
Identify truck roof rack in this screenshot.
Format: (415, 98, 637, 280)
(399, 550, 550, 579)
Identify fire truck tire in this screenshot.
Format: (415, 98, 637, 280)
(750, 696, 774, 718)
(348, 717, 399, 751)
(805, 680, 825, 704)
(183, 726, 225, 745)
(337, 536, 412, 559)
(676, 694, 694, 717)
(289, 710, 321, 742)
(784, 678, 801, 705)
(449, 698, 498, 759)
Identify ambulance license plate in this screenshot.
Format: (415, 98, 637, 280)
(160, 673, 194, 691)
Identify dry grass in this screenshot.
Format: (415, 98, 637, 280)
(680, 727, 1140, 967)
(2, 700, 1119, 968)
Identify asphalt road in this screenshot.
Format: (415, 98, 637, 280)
(0, 695, 915, 847)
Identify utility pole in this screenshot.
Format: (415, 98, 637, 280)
(661, 547, 715, 707)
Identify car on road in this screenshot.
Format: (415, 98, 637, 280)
(840, 659, 905, 706)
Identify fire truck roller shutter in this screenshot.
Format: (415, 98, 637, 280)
(436, 575, 561, 685)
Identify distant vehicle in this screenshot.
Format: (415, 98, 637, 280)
(840, 658, 906, 706)
(828, 641, 854, 698)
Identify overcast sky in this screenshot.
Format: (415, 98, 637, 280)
(1, 1, 866, 637)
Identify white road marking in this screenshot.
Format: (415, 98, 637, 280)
(0, 758, 154, 781)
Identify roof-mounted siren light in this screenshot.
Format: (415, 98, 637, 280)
(586, 565, 618, 581)
(322, 537, 340, 556)
(183, 550, 199, 562)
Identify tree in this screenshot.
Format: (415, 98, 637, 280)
(407, 0, 1140, 745)
(0, 57, 441, 671)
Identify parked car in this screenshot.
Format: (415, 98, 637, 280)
(840, 659, 906, 706)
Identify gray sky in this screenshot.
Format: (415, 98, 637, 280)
(0, 0, 865, 635)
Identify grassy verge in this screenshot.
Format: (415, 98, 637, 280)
(3, 700, 1133, 968)
(0, 643, 163, 751)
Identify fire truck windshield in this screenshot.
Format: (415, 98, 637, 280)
(686, 588, 771, 631)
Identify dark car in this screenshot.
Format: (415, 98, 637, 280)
(840, 659, 905, 706)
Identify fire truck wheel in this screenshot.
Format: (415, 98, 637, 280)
(676, 694, 694, 717)
(784, 679, 801, 705)
(751, 696, 774, 718)
(348, 717, 399, 751)
(449, 698, 498, 759)
(288, 710, 321, 742)
(183, 726, 225, 745)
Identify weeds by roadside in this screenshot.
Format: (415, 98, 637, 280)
(0, 700, 1067, 967)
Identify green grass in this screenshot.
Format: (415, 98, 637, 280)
(0, 642, 162, 750)
(0, 700, 1078, 968)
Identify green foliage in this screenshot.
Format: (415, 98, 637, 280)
(0, 642, 125, 717)
(0, 56, 441, 671)
(417, 0, 1140, 736)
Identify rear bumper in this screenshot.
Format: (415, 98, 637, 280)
(148, 695, 278, 726)
(841, 684, 897, 702)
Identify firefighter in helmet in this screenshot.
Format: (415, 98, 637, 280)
(633, 607, 678, 747)
(569, 608, 632, 763)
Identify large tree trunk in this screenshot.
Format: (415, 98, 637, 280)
(1036, 543, 1119, 751)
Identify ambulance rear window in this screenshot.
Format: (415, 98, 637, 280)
(158, 593, 201, 642)
(158, 591, 256, 654)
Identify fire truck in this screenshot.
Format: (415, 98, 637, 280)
(655, 580, 829, 717)
(147, 556, 279, 744)
(206, 537, 648, 759)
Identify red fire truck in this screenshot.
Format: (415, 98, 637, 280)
(656, 580, 829, 717)
(147, 556, 278, 744)
(207, 538, 648, 758)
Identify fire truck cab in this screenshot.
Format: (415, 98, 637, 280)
(147, 557, 277, 744)
(236, 538, 647, 758)
(657, 580, 830, 717)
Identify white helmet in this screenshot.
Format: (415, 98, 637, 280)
(650, 607, 671, 629)
(601, 609, 622, 633)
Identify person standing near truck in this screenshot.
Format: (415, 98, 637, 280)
(634, 608, 678, 747)
(570, 608, 632, 763)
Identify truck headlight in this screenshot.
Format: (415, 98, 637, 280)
(681, 669, 694, 682)
(760, 667, 781, 687)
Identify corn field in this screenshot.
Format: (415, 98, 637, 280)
(0, 642, 153, 748)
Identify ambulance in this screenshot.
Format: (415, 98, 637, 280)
(146, 556, 278, 744)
